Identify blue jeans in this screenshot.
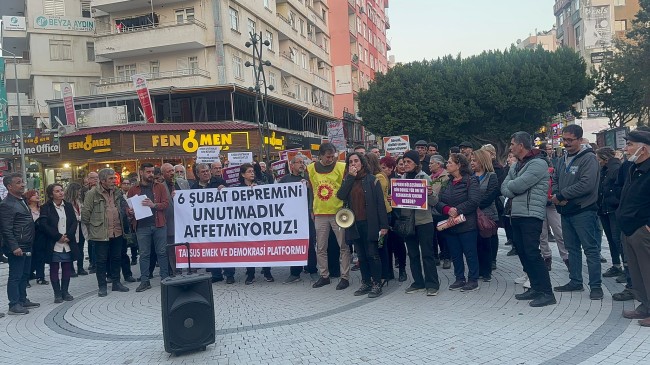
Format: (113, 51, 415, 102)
(6, 251, 32, 307)
(561, 210, 602, 288)
(444, 230, 479, 282)
(136, 226, 169, 281)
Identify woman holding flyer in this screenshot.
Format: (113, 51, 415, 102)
(336, 153, 389, 298)
(396, 150, 440, 296)
(435, 154, 481, 292)
(239, 163, 274, 285)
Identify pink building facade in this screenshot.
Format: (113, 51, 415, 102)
(329, 0, 390, 144)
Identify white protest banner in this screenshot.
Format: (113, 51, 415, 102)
(383, 135, 410, 156)
(222, 166, 240, 187)
(173, 183, 309, 268)
(196, 146, 221, 164)
(271, 160, 288, 180)
(227, 152, 253, 166)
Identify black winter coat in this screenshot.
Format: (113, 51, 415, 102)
(336, 173, 389, 243)
(598, 158, 622, 215)
(435, 174, 480, 234)
(0, 194, 35, 252)
(38, 200, 80, 264)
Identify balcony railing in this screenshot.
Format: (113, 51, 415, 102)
(98, 68, 209, 85)
(385, 14, 390, 29)
(95, 18, 206, 36)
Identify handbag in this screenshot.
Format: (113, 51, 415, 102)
(394, 209, 416, 238)
(477, 208, 498, 238)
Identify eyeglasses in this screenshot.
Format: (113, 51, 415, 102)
(563, 138, 578, 143)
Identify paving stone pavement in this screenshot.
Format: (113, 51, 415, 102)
(1, 230, 650, 364)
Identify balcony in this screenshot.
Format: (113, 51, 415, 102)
(95, 19, 208, 59)
(4, 61, 30, 80)
(8, 102, 35, 117)
(386, 38, 391, 50)
(385, 15, 390, 29)
(92, 0, 188, 13)
(307, 37, 329, 61)
(311, 72, 331, 92)
(571, 10, 581, 25)
(352, 53, 359, 65)
(96, 68, 210, 93)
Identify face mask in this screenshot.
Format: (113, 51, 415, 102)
(628, 144, 645, 163)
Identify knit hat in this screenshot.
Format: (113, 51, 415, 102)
(403, 150, 420, 165)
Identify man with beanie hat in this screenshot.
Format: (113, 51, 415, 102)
(617, 130, 650, 325)
(414, 140, 431, 175)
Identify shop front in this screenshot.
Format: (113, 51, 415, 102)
(9, 133, 62, 194)
(58, 122, 291, 181)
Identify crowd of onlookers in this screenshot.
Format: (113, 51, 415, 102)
(1, 125, 650, 327)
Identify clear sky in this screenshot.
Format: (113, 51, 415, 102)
(388, 0, 557, 62)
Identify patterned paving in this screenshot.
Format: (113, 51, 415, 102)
(1, 231, 649, 364)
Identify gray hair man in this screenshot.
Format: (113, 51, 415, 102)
(279, 155, 317, 283)
(81, 168, 131, 297)
(502, 132, 556, 307)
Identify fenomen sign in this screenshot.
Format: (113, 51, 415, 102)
(173, 183, 309, 268)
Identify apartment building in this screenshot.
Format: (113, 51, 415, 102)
(329, 0, 389, 144)
(1, 0, 101, 131)
(91, 0, 334, 121)
(554, 0, 640, 72)
(516, 27, 559, 51)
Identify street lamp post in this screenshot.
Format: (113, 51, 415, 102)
(244, 32, 274, 164)
(1, 48, 27, 182)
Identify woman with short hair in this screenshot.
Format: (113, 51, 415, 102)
(39, 183, 79, 303)
(435, 154, 481, 292)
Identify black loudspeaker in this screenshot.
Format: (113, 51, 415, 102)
(161, 274, 215, 355)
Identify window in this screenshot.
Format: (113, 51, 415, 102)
(302, 86, 309, 102)
(289, 12, 296, 28)
(117, 64, 137, 79)
(44, 0, 65, 16)
(574, 24, 582, 47)
(248, 18, 256, 35)
(269, 72, 276, 90)
(290, 47, 298, 63)
(264, 0, 270, 9)
(357, 17, 362, 33)
(299, 18, 305, 36)
(364, 49, 368, 64)
(573, 0, 580, 11)
(301, 52, 307, 69)
(86, 42, 95, 61)
(229, 7, 239, 31)
(233, 55, 243, 79)
(295, 84, 301, 99)
(176, 8, 195, 23)
(150, 61, 160, 76)
(52, 83, 74, 99)
(50, 40, 72, 60)
(189, 56, 199, 71)
(358, 44, 363, 60)
(81, 0, 91, 18)
(362, 23, 367, 39)
(614, 0, 626, 5)
(265, 31, 274, 51)
(615, 20, 628, 31)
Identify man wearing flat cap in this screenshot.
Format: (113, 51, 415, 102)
(414, 140, 431, 175)
(459, 142, 473, 160)
(617, 129, 650, 326)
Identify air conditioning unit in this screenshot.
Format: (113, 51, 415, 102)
(287, 92, 296, 98)
(359, 6, 365, 14)
(317, 61, 325, 69)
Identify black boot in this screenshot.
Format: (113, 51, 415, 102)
(52, 281, 63, 303)
(61, 279, 74, 301)
(398, 269, 407, 282)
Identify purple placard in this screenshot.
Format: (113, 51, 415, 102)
(223, 166, 240, 187)
(271, 160, 288, 180)
(390, 179, 428, 210)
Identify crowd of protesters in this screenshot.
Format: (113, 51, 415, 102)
(1, 125, 650, 328)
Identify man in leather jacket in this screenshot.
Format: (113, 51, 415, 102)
(0, 173, 40, 315)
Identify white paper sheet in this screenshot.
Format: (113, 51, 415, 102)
(128, 194, 153, 220)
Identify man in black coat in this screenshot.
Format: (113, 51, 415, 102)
(0, 173, 40, 315)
